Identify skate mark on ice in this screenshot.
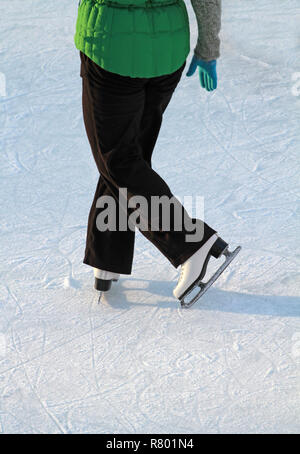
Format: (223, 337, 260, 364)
(10, 325, 68, 434)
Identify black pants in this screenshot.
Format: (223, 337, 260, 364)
(80, 51, 216, 274)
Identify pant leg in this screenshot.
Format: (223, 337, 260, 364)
(80, 53, 136, 274)
(82, 52, 173, 274)
(138, 66, 183, 166)
(80, 52, 216, 274)
(136, 63, 216, 267)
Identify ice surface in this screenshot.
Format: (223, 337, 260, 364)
(0, 0, 299, 434)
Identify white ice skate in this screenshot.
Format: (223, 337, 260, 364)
(173, 234, 241, 309)
(94, 268, 120, 303)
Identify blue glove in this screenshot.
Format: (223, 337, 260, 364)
(186, 55, 217, 91)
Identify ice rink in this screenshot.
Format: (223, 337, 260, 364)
(0, 0, 299, 433)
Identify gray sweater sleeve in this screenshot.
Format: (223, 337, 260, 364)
(190, 0, 222, 61)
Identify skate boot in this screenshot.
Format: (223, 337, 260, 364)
(94, 268, 120, 303)
(173, 234, 241, 309)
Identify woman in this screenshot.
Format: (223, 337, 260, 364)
(74, 0, 240, 306)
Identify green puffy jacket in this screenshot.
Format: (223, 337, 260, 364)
(74, 0, 190, 78)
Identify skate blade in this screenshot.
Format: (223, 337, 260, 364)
(97, 291, 103, 305)
(180, 246, 241, 309)
(97, 280, 119, 304)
